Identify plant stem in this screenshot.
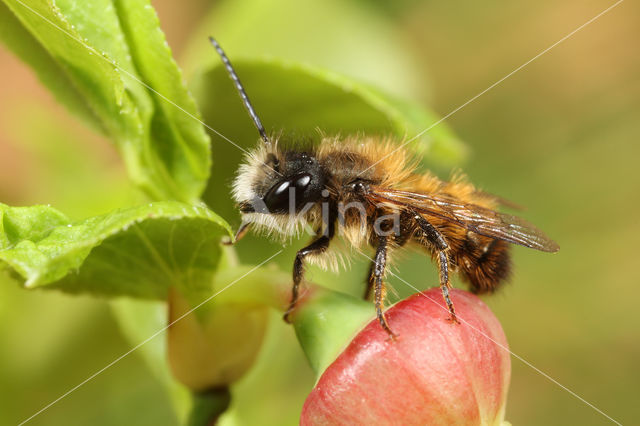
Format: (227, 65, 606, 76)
(188, 387, 231, 426)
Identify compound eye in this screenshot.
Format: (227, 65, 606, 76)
(263, 173, 312, 213)
(293, 173, 311, 190)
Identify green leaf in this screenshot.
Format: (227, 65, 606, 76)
(0, 202, 232, 298)
(0, 0, 210, 202)
(358, 84, 469, 167)
(194, 60, 466, 216)
(0, 204, 69, 249)
(182, 0, 428, 99)
(111, 0, 212, 201)
(0, 2, 101, 129)
(197, 60, 465, 165)
(1, 0, 144, 164)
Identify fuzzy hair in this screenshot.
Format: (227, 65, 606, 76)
(231, 135, 517, 288)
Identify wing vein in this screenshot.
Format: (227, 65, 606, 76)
(368, 187, 559, 252)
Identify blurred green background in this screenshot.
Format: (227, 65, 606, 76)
(1, 0, 638, 425)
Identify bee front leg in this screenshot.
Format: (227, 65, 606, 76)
(414, 213, 458, 323)
(223, 221, 251, 246)
(284, 201, 337, 322)
(283, 233, 333, 323)
(370, 235, 397, 339)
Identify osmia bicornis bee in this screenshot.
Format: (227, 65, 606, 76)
(210, 37, 559, 338)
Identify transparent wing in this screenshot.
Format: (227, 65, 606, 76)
(368, 188, 559, 252)
(474, 189, 525, 211)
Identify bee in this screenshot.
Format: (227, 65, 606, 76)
(209, 37, 559, 338)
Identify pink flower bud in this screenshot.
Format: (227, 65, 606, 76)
(301, 288, 511, 425)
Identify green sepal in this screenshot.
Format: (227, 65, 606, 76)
(187, 387, 231, 426)
(290, 287, 375, 377)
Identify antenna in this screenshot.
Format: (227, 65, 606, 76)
(208, 36, 270, 147)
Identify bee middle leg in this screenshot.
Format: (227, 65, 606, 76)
(369, 235, 397, 339)
(364, 211, 412, 301)
(413, 213, 459, 323)
(364, 261, 375, 301)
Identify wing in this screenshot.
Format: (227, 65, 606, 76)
(368, 187, 559, 253)
(474, 189, 525, 211)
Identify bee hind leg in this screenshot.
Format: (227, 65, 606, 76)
(413, 213, 459, 324)
(437, 250, 458, 324)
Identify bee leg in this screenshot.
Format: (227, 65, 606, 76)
(284, 203, 337, 322)
(437, 250, 458, 324)
(222, 221, 251, 246)
(365, 211, 412, 301)
(283, 232, 334, 323)
(370, 235, 397, 339)
(364, 261, 375, 301)
(413, 213, 459, 324)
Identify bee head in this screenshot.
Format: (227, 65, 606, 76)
(209, 37, 327, 232)
(233, 147, 328, 216)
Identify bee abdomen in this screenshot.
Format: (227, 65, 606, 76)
(456, 235, 511, 294)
